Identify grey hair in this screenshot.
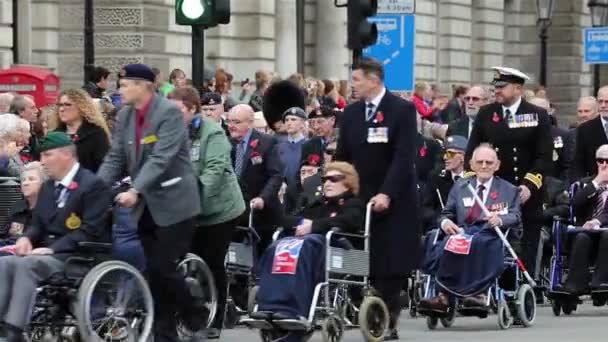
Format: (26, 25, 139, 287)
(9, 95, 32, 116)
(0, 114, 21, 140)
(471, 143, 497, 161)
(21, 161, 48, 183)
(0, 93, 15, 112)
(596, 144, 608, 158)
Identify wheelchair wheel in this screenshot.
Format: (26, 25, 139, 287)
(358, 296, 389, 342)
(75, 260, 154, 342)
(321, 315, 344, 342)
(440, 308, 455, 328)
(426, 316, 438, 330)
(497, 300, 513, 330)
(248, 285, 259, 313)
(516, 284, 536, 327)
(551, 301, 561, 316)
(562, 300, 576, 315)
(176, 253, 218, 338)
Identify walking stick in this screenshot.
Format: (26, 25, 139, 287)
(436, 189, 445, 209)
(466, 182, 537, 287)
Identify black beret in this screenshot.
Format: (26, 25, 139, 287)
(122, 63, 155, 83)
(201, 92, 223, 106)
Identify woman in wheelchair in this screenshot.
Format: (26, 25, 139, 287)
(558, 148, 608, 299)
(284, 161, 364, 238)
(253, 162, 363, 322)
(418, 145, 522, 314)
(0, 162, 46, 256)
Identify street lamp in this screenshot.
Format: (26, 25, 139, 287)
(588, 0, 608, 95)
(535, 0, 555, 87)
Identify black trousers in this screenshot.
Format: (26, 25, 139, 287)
(191, 218, 237, 330)
(566, 230, 608, 291)
(138, 207, 195, 342)
(372, 276, 404, 329)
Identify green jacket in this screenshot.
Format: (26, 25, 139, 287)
(191, 118, 245, 226)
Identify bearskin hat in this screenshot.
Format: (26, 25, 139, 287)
(263, 80, 305, 130)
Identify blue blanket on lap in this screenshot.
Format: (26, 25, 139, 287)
(256, 234, 326, 319)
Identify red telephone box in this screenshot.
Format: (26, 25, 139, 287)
(0, 66, 60, 107)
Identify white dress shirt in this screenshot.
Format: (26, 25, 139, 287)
(502, 96, 522, 120)
(365, 87, 387, 117)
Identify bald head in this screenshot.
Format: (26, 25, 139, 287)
(228, 104, 255, 141)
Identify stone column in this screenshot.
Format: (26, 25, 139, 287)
(0, 0, 13, 68)
(275, 0, 297, 77)
(415, 0, 439, 84)
(471, 0, 505, 84)
(314, 0, 348, 80)
(15, 0, 32, 64)
(437, 0, 473, 91)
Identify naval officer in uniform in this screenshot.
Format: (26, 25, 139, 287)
(465, 66, 553, 276)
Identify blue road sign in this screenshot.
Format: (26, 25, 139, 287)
(584, 27, 608, 64)
(363, 14, 415, 92)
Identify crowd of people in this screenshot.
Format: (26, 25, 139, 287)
(0, 56, 606, 342)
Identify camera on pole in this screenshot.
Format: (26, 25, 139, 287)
(347, 0, 378, 50)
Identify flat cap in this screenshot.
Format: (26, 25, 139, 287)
(38, 131, 74, 152)
(445, 135, 468, 151)
(122, 63, 156, 83)
(282, 106, 308, 121)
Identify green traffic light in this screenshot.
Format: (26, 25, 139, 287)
(181, 0, 205, 19)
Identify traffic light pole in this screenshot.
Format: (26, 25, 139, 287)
(353, 49, 362, 65)
(192, 25, 205, 92)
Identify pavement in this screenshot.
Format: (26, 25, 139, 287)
(217, 303, 608, 341)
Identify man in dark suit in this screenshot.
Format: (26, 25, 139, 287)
(0, 132, 111, 342)
(97, 64, 204, 342)
(227, 104, 284, 251)
(335, 57, 420, 340)
(446, 85, 488, 139)
(465, 66, 553, 278)
(573, 86, 608, 180)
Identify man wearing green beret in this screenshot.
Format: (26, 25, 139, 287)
(0, 132, 112, 342)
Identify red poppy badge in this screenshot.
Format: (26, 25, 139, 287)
(490, 191, 498, 200)
(308, 154, 321, 166)
(375, 111, 384, 123)
(419, 146, 427, 157)
(250, 139, 259, 149)
(492, 112, 500, 122)
(68, 181, 79, 191)
(72, 134, 78, 142)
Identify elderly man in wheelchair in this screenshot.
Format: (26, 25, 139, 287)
(552, 144, 608, 307)
(0, 133, 152, 342)
(418, 144, 522, 316)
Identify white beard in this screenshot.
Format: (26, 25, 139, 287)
(465, 106, 479, 119)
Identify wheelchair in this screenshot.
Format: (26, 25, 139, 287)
(224, 206, 260, 328)
(241, 202, 390, 342)
(415, 228, 537, 330)
(27, 242, 154, 342)
(546, 218, 608, 316)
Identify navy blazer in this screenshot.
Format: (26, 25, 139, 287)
(25, 166, 112, 256)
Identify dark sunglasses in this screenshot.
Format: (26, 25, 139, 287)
(597, 158, 608, 164)
(322, 174, 346, 183)
(464, 96, 481, 102)
(325, 148, 336, 156)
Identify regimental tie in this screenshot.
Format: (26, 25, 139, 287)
(604, 122, 608, 140)
(234, 140, 246, 176)
(54, 183, 65, 205)
(504, 108, 512, 121)
(593, 185, 608, 219)
(366, 103, 375, 122)
(465, 184, 485, 224)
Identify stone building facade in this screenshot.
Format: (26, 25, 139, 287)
(0, 0, 597, 121)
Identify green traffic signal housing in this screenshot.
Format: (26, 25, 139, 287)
(175, 0, 230, 27)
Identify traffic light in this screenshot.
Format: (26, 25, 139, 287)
(347, 0, 378, 50)
(175, 0, 230, 27)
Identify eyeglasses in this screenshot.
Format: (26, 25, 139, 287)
(325, 148, 336, 156)
(474, 160, 495, 166)
(322, 174, 346, 183)
(597, 158, 608, 164)
(57, 102, 74, 108)
(463, 96, 481, 102)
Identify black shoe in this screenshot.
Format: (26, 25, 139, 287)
(4, 328, 25, 342)
(384, 328, 399, 341)
(0, 322, 6, 338)
(206, 328, 221, 339)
